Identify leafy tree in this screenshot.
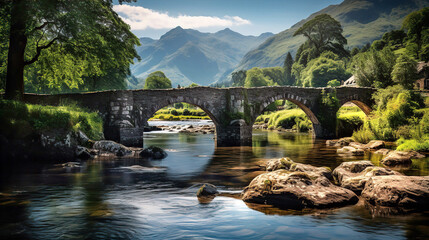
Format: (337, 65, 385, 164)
(299, 52, 349, 87)
(402, 7, 429, 60)
(188, 83, 199, 87)
(2, 0, 140, 100)
(391, 55, 418, 89)
(144, 71, 172, 89)
(283, 52, 294, 85)
(231, 70, 246, 87)
(261, 67, 285, 85)
(327, 79, 341, 87)
(294, 14, 348, 58)
(381, 30, 407, 46)
(351, 48, 396, 88)
(350, 47, 360, 56)
(244, 68, 269, 87)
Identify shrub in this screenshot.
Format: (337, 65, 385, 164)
(352, 127, 375, 143)
(337, 112, 365, 137)
(170, 109, 179, 116)
(396, 138, 429, 151)
(183, 108, 191, 116)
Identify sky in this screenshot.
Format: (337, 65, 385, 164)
(113, 0, 343, 39)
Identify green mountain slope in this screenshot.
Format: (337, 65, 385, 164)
(235, 0, 429, 71)
(130, 27, 273, 88)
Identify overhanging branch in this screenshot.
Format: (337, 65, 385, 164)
(24, 37, 59, 65)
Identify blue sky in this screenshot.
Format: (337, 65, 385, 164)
(113, 0, 343, 39)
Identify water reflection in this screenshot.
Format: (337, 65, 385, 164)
(0, 128, 428, 239)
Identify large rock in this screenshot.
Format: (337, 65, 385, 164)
(196, 183, 219, 197)
(75, 146, 92, 160)
(242, 170, 358, 209)
(337, 146, 364, 155)
(265, 158, 332, 179)
(140, 146, 168, 159)
(374, 148, 392, 155)
(365, 140, 385, 150)
(381, 150, 426, 166)
(333, 161, 401, 193)
(93, 140, 132, 156)
(361, 175, 429, 209)
(326, 137, 353, 147)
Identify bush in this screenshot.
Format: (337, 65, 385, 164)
(170, 109, 179, 116)
(396, 138, 429, 151)
(182, 108, 191, 116)
(337, 112, 365, 137)
(0, 100, 103, 140)
(352, 127, 375, 143)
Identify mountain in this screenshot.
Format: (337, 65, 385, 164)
(235, 0, 429, 71)
(129, 27, 273, 87)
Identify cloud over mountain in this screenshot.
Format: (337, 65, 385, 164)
(113, 5, 251, 30)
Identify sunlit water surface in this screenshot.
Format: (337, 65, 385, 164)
(1, 121, 428, 239)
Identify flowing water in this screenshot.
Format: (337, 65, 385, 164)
(1, 121, 428, 239)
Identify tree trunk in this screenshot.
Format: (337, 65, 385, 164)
(5, 0, 27, 100)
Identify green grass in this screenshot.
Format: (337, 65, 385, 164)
(149, 107, 210, 121)
(396, 138, 429, 152)
(0, 100, 103, 140)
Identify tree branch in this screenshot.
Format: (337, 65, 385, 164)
(24, 37, 59, 65)
(31, 21, 55, 33)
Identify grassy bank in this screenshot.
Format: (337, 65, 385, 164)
(255, 105, 365, 134)
(351, 86, 429, 152)
(150, 107, 210, 121)
(0, 100, 103, 140)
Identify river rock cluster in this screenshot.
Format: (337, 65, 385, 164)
(240, 157, 429, 213)
(156, 124, 215, 134)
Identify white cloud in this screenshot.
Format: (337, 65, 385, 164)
(113, 5, 251, 30)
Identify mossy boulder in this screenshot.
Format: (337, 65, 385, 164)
(196, 183, 219, 197)
(242, 170, 358, 209)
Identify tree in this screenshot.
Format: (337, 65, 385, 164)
(3, 0, 140, 100)
(244, 68, 268, 87)
(351, 48, 396, 88)
(283, 52, 294, 85)
(294, 14, 348, 58)
(144, 71, 172, 89)
(231, 70, 246, 87)
(299, 52, 349, 87)
(188, 83, 199, 87)
(402, 7, 429, 60)
(391, 55, 418, 90)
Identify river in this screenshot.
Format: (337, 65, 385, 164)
(0, 121, 428, 239)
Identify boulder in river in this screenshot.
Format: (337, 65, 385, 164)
(75, 146, 92, 160)
(93, 140, 132, 156)
(361, 175, 429, 209)
(197, 183, 219, 197)
(381, 150, 425, 166)
(326, 137, 353, 147)
(265, 158, 332, 179)
(332, 161, 401, 193)
(374, 148, 392, 155)
(140, 146, 168, 159)
(337, 146, 364, 155)
(242, 170, 358, 209)
(365, 140, 385, 150)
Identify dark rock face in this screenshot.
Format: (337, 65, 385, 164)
(196, 183, 219, 197)
(332, 161, 401, 193)
(242, 170, 358, 209)
(361, 175, 429, 209)
(75, 146, 92, 160)
(93, 140, 133, 156)
(140, 146, 168, 159)
(381, 151, 426, 166)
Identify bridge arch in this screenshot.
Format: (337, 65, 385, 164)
(138, 95, 220, 127)
(251, 93, 320, 135)
(339, 100, 372, 115)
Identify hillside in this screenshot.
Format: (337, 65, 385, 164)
(235, 0, 429, 71)
(129, 27, 273, 88)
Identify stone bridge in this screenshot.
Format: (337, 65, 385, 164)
(23, 86, 376, 147)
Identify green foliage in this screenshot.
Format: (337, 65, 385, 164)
(231, 70, 247, 87)
(351, 48, 396, 88)
(338, 111, 365, 137)
(144, 71, 172, 89)
(294, 14, 348, 58)
(402, 7, 429, 60)
(391, 54, 418, 89)
(188, 83, 199, 87)
(244, 68, 269, 87)
(255, 108, 311, 132)
(2, 0, 140, 95)
(352, 127, 375, 143)
(396, 138, 429, 152)
(327, 79, 341, 87)
(298, 52, 350, 87)
(283, 52, 294, 85)
(0, 100, 103, 140)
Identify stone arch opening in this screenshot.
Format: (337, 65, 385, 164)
(252, 94, 320, 136)
(145, 101, 219, 126)
(337, 100, 370, 138)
